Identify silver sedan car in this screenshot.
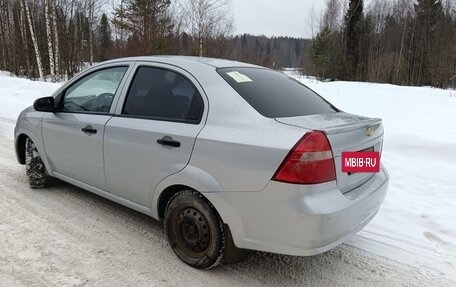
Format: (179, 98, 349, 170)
(14, 56, 389, 269)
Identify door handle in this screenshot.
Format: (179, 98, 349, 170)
(81, 125, 97, 135)
(157, 136, 181, 148)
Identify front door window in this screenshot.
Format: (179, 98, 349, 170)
(61, 67, 128, 113)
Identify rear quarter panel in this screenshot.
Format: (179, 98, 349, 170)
(184, 69, 309, 192)
(189, 120, 306, 192)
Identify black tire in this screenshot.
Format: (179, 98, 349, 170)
(164, 190, 225, 269)
(25, 137, 48, 188)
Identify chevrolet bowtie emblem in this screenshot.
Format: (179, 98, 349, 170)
(365, 127, 374, 137)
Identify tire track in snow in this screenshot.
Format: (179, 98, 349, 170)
(0, 136, 452, 287)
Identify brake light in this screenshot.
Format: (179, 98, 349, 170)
(272, 131, 336, 184)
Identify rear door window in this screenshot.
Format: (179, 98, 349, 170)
(217, 67, 338, 118)
(122, 67, 203, 123)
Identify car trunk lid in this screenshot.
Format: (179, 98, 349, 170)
(275, 112, 383, 193)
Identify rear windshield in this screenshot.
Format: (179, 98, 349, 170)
(217, 67, 338, 118)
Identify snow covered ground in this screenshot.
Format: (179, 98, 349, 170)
(289, 72, 456, 281)
(0, 71, 61, 139)
(0, 70, 455, 284)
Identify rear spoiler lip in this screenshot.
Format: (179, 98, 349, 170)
(274, 115, 382, 135)
(319, 118, 382, 135)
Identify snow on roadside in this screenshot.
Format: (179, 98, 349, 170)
(0, 70, 455, 280)
(289, 72, 456, 280)
(0, 72, 62, 139)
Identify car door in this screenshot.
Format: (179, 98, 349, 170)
(42, 65, 130, 189)
(103, 63, 207, 207)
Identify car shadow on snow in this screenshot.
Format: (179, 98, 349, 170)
(36, 179, 405, 286)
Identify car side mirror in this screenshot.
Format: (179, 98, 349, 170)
(33, 96, 55, 112)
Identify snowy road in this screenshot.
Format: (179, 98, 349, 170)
(0, 136, 451, 287)
(1, 71, 456, 286)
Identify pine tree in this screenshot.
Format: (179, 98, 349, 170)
(112, 0, 172, 55)
(408, 0, 444, 86)
(310, 26, 331, 80)
(343, 0, 364, 80)
(98, 13, 112, 61)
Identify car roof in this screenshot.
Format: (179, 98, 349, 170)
(101, 55, 261, 69)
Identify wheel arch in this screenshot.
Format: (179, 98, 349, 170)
(157, 184, 249, 262)
(16, 133, 28, 164)
(15, 129, 52, 175)
(156, 184, 223, 221)
(152, 166, 247, 250)
(157, 184, 191, 220)
(152, 165, 224, 219)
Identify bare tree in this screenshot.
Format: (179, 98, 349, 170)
(0, 0, 11, 70)
(322, 0, 342, 31)
(177, 0, 234, 57)
(51, 0, 60, 76)
(22, 0, 44, 80)
(44, 0, 55, 78)
(308, 0, 317, 38)
(88, 0, 95, 64)
(112, 0, 126, 56)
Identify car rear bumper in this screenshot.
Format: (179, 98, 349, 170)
(204, 165, 389, 256)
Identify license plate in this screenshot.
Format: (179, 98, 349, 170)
(342, 147, 380, 174)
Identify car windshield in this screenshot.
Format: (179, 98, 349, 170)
(217, 67, 338, 118)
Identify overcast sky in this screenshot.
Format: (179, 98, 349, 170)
(230, 0, 326, 38)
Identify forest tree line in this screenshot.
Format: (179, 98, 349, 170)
(0, 0, 308, 81)
(310, 0, 456, 88)
(0, 0, 455, 89)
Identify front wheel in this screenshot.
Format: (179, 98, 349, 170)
(164, 190, 225, 269)
(25, 137, 48, 188)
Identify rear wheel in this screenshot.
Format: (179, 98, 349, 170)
(25, 137, 48, 188)
(164, 190, 225, 269)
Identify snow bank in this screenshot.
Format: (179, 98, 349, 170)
(0, 70, 455, 279)
(290, 72, 456, 280)
(0, 72, 62, 138)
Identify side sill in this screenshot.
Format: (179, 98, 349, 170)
(53, 172, 155, 218)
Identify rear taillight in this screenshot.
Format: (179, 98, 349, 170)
(272, 131, 336, 184)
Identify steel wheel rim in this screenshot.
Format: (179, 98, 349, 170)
(174, 206, 211, 257)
